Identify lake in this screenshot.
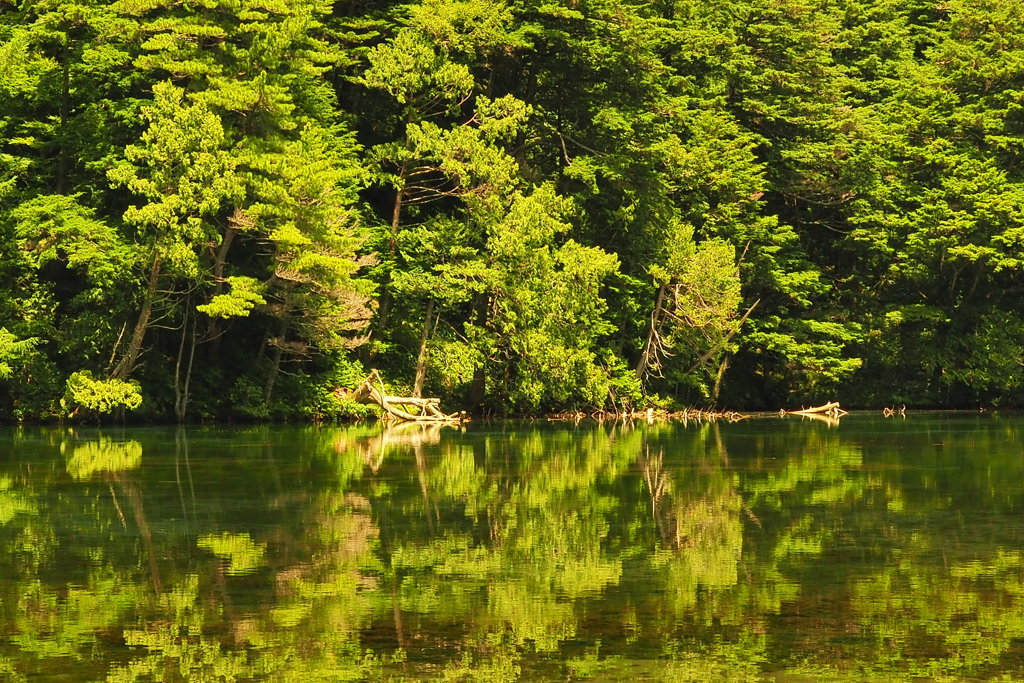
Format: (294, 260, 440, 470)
(1, 414, 1023, 681)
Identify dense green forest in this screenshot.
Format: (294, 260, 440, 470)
(1, 0, 1022, 420)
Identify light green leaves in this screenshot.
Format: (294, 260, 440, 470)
(639, 220, 745, 398)
(196, 276, 266, 318)
(481, 186, 621, 410)
(0, 329, 37, 380)
(62, 370, 143, 414)
(360, 30, 474, 107)
(12, 194, 135, 291)
(108, 81, 240, 276)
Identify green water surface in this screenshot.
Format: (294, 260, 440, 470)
(1, 414, 1023, 681)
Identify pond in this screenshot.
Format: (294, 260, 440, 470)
(1, 414, 1024, 681)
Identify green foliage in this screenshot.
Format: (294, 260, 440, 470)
(108, 80, 240, 277)
(196, 276, 266, 319)
(4, 0, 1024, 417)
(12, 195, 134, 291)
(228, 376, 271, 420)
(642, 221, 746, 401)
(62, 370, 143, 415)
(7, 195, 134, 371)
(0, 329, 37, 380)
(475, 186, 621, 411)
(293, 353, 379, 421)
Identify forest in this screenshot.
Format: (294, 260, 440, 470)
(1, 0, 1023, 421)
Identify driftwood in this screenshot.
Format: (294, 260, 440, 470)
(340, 370, 466, 423)
(547, 407, 749, 423)
(785, 401, 848, 418)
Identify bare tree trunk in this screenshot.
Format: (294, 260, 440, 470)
(636, 284, 667, 381)
(468, 294, 489, 411)
(174, 308, 197, 422)
(349, 370, 458, 421)
(113, 255, 161, 381)
(263, 319, 288, 406)
(711, 354, 729, 405)
(206, 224, 237, 345)
(388, 161, 407, 261)
(412, 299, 435, 398)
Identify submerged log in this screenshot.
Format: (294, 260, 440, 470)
(343, 370, 466, 423)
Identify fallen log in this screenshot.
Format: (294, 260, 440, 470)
(376, 395, 441, 407)
(342, 370, 466, 423)
(786, 401, 848, 418)
(790, 401, 839, 414)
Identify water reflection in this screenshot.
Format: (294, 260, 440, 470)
(64, 436, 143, 479)
(197, 532, 266, 576)
(1, 416, 1024, 679)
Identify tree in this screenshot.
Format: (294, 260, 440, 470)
(636, 221, 748, 403)
(107, 81, 241, 383)
(104, 0, 372, 417)
(471, 185, 620, 411)
(0, 328, 36, 380)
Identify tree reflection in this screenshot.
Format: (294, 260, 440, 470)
(1, 417, 1024, 679)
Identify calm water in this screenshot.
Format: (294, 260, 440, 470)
(1, 414, 1024, 681)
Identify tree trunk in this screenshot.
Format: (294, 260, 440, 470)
(373, 163, 408, 340)
(388, 160, 407, 261)
(636, 283, 667, 381)
(413, 299, 435, 398)
(789, 401, 845, 416)
(263, 319, 288, 406)
(206, 224, 236, 345)
(113, 255, 161, 381)
(363, 157, 410, 365)
(711, 354, 729, 405)
(174, 308, 197, 422)
(468, 294, 489, 411)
